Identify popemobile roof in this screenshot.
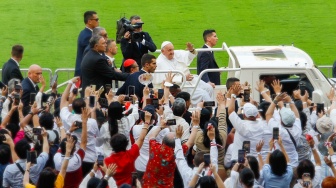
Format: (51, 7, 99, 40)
(228, 46, 315, 69)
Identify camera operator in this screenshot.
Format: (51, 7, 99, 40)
(120, 15, 157, 70)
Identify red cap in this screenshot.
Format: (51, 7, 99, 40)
(123, 59, 136, 68)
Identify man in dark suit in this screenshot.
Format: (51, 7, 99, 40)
(74, 11, 99, 76)
(120, 15, 156, 70)
(116, 54, 157, 104)
(2, 45, 24, 85)
(81, 35, 129, 97)
(21, 64, 57, 107)
(197, 29, 220, 87)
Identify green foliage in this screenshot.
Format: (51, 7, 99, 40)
(0, 0, 335, 84)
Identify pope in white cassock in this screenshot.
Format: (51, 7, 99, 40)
(153, 41, 213, 105)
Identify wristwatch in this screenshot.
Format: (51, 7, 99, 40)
(231, 94, 237, 99)
(273, 99, 278, 105)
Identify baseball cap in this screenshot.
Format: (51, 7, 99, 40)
(161, 41, 172, 50)
(279, 108, 296, 127)
(243, 103, 258, 117)
(123, 59, 136, 68)
(316, 115, 333, 134)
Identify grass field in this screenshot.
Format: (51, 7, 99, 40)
(0, 0, 335, 84)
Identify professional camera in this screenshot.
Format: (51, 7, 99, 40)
(123, 20, 144, 43)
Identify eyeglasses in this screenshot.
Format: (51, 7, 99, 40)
(90, 18, 99, 21)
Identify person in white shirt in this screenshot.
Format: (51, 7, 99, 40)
(266, 92, 301, 168)
(228, 84, 265, 160)
(59, 77, 100, 177)
(153, 41, 213, 105)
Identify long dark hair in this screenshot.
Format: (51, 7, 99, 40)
(196, 176, 217, 188)
(202, 120, 223, 148)
(36, 167, 57, 188)
(108, 102, 123, 138)
(247, 156, 260, 180)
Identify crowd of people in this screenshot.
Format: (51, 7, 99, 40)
(1, 10, 336, 188)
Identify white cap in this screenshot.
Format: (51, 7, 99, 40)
(161, 41, 172, 50)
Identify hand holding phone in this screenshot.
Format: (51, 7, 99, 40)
(75, 121, 83, 129)
(27, 151, 37, 164)
(89, 96, 95, 108)
(33, 128, 42, 135)
(204, 101, 215, 107)
(166, 119, 176, 126)
(273, 127, 279, 140)
(238, 149, 246, 163)
(242, 141, 250, 153)
(203, 154, 210, 166)
(97, 155, 104, 166)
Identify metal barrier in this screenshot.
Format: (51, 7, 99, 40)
(0, 68, 53, 81)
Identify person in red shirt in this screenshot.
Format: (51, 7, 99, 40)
(142, 120, 176, 188)
(104, 111, 152, 186)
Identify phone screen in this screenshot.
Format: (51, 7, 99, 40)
(97, 155, 104, 166)
(158, 89, 164, 99)
(30, 151, 37, 164)
(166, 119, 176, 126)
(75, 121, 82, 129)
(30, 93, 36, 105)
(302, 173, 311, 187)
(89, 96, 95, 108)
(238, 149, 245, 163)
(33, 128, 42, 135)
(14, 94, 20, 105)
(316, 103, 324, 115)
(128, 86, 135, 96)
(204, 101, 215, 107)
(243, 89, 250, 102)
(242, 141, 250, 153)
(203, 154, 210, 166)
(50, 74, 58, 87)
(273, 127, 279, 140)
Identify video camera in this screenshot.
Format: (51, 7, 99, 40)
(116, 17, 144, 43)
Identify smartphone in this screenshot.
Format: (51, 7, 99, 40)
(242, 141, 250, 154)
(158, 89, 164, 99)
(30, 151, 37, 164)
(316, 103, 324, 115)
(238, 149, 246, 163)
(75, 121, 82, 129)
(91, 85, 96, 92)
(146, 98, 153, 105)
(33, 128, 42, 135)
(203, 154, 210, 166)
(0, 134, 6, 141)
(14, 84, 22, 92)
(98, 86, 104, 96)
(152, 98, 159, 108)
(243, 89, 250, 102)
(30, 93, 36, 105)
(97, 154, 104, 166)
(14, 94, 20, 105)
(89, 96, 95, 108)
(302, 173, 311, 187)
(166, 119, 176, 126)
(105, 84, 111, 93)
(299, 82, 306, 96)
(128, 85, 135, 96)
(75, 78, 81, 88)
(204, 101, 215, 107)
(50, 74, 58, 87)
(273, 127, 279, 140)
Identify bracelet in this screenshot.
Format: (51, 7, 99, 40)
(260, 89, 269, 95)
(303, 102, 307, 104)
(68, 80, 74, 84)
(68, 104, 72, 107)
(64, 157, 71, 160)
(91, 169, 96, 174)
(104, 175, 110, 179)
(142, 127, 149, 130)
(257, 152, 261, 155)
(273, 99, 278, 105)
(59, 126, 64, 130)
(193, 125, 200, 129)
